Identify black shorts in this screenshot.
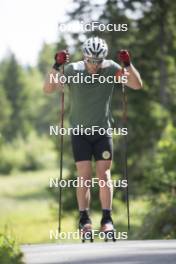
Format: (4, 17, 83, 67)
(71, 133, 113, 162)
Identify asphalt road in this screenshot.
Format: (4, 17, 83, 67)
(21, 240, 176, 264)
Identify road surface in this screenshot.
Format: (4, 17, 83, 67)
(21, 240, 176, 264)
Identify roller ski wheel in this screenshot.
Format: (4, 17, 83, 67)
(100, 223, 116, 242)
(80, 223, 94, 243)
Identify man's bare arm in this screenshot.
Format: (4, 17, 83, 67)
(43, 50, 69, 94)
(43, 68, 63, 94)
(118, 50, 143, 90)
(126, 64, 143, 90)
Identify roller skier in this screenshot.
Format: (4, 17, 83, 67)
(43, 37, 142, 242)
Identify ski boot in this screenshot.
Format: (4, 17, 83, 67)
(100, 215, 116, 242)
(79, 211, 93, 243)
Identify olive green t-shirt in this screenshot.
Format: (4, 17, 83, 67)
(64, 60, 121, 129)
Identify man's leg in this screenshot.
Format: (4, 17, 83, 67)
(96, 159, 115, 231)
(96, 160, 113, 210)
(71, 134, 92, 210)
(71, 133, 93, 230)
(93, 133, 114, 230)
(75, 160, 92, 210)
(75, 160, 92, 230)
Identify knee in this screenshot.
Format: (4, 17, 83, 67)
(77, 174, 91, 181)
(98, 169, 111, 182)
(77, 174, 91, 189)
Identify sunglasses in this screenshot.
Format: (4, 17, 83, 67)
(85, 58, 103, 65)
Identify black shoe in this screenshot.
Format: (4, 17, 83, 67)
(101, 216, 113, 226)
(79, 210, 92, 229)
(100, 216, 114, 233)
(101, 209, 113, 225)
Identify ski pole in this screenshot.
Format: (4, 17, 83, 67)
(121, 67, 130, 231)
(58, 63, 65, 233)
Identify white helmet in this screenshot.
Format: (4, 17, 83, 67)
(82, 37, 108, 59)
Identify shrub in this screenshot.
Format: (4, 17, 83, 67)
(138, 195, 176, 239)
(0, 233, 24, 264)
(0, 132, 57, 174)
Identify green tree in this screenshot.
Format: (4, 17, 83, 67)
(1, 54, 32, 140)
(0, 86, 12, 139)
(38, 42, 55, 76)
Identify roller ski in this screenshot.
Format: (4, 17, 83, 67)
(79, 210, 94, 243)
(80, 223, 94, 243)
(100, 210, 116, 242)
